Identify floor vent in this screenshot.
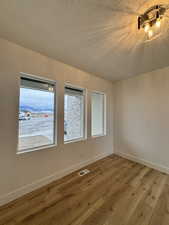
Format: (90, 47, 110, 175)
(78, 169, 90, 176)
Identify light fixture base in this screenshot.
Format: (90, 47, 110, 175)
(138, 5, 166, 30)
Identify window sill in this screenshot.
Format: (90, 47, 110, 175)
(16, 144, 57, 155)
(64, 137, 87, 144)
(91, 134, 106, 139)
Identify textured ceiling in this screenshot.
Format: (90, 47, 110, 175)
(0, 0, 169, 81)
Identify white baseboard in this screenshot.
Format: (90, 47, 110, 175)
(0, 152, 111, 207)
(116, 152, 169, 175)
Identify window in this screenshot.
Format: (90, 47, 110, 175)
(18, 74, 56, 153)
(91, 92, 106, 137)
(64, 85, 86, 142)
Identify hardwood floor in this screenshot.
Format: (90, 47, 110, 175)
(0, 155, 169, 225)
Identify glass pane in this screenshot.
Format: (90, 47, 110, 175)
(18, 84, 55, 152)
(91, 93, 104, 136)
(64, 91, 84, 142)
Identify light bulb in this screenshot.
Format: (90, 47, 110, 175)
(148, 30, 153, 38)
(156, 19, 161, 28)
(144, 23, 150, 33)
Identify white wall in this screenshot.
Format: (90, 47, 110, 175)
(0, 38, 114, 206)
(114, 67, 169, 173)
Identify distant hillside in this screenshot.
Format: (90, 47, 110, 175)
(20, 104, 53, 113)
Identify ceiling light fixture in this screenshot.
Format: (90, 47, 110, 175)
(155, 18, 161, 28)
(138, 5, 168, 39)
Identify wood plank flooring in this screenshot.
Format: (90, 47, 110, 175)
(0, 155, 169, 225)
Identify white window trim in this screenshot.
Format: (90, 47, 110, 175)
(91, 90, 107, 138)
(17, 72, 57, 154)
(64, 83, 87, 144)
(17, 144, 57, 155)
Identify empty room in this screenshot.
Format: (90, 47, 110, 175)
(0, 0, 169, 224)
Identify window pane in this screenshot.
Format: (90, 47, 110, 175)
(64, 87, 85, 142)
(91, 92, 105, 136)
(18, 77, 56, 152)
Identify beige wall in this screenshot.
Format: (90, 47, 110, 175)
(114, 67, 169, 173)
(0, 38, 114, 205)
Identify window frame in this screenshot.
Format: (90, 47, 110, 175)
(17, 72, 57, 154)
(64, 83, 87, 144)
(91, 91, 107, 138)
